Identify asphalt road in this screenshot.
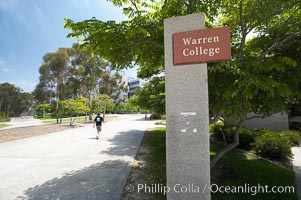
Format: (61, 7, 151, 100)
(0, 114, 161, 200)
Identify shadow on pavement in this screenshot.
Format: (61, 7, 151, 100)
(133, 118, 149, 121)
(99, 130, 144, 157)
(17, 160, 131, 200)
(88, 137, 99, 140)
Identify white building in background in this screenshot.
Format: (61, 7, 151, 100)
(111, 70, 129, 102)
(225, 112, 289, 132)
(128, 78, 148, 99)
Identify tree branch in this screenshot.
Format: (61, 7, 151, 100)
(209, 110, 223, 124)
(237, 1, 246, 61)
(260, 31, 301, 58)
(245, 114, 262, 120)
(210, 119, 244, 169)
(130, 0, 141, 15)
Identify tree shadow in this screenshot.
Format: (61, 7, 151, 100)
(17, 160, 131, 200)
(100, 129, 144, 157)
(17, 129, 147, 200)
(88, 137, 98, 140)
(133, 118, 149, 121)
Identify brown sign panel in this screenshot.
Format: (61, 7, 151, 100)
(173, 26, 231, 65)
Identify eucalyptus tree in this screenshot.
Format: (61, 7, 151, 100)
(34, 82, 55, 104)
(0, 82, 33, 117)
(67, 44, 127, 118)
(0, 82, 17, 116)
(35, 48, 72, 123)
(66, 43, 106, 119)
(99, 66, 127, 102)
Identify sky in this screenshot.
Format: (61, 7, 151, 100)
(0, 0, 136, 92)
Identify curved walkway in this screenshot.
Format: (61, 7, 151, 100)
(0, 117, 43, 130)
(0, 115, 162, 200)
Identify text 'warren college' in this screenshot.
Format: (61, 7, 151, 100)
(173, 26, 231, 65)
(182, 36, 220, 57)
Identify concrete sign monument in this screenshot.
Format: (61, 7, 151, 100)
(164, 13, 231, 200)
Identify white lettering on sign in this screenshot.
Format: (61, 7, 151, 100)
(180, 112, 197, 116)
(180, 112, 198, 134)
(183, 47, 220, 57)
(182, 36, 219, 45)
(173, 26, 231, 65)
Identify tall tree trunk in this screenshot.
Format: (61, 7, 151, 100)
(0, 97, 3, 112)
(6, 104, 10, 117)
(103, 104, 107, 119)
(88, 94, 92, 120)
(237, 0, 247, 61)
(69, 113, 73, 126)
(210, 119, 244, 169)
(56, 100, 59, 124)
(56, 85, 60, 124)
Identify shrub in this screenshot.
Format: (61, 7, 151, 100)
(223, 126, 236, 141)
(223, 127, 259, 150)
(280, 130, 301, 146)
(225, 127, 260, 150)
(211, 123, 259, 150)
(253, 130, 293, 161)
(210, 121, 225, 141)
(0, 111, 10, 122)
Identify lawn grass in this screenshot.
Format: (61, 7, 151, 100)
(210, 142, 297, 200)
(142, 128, 297, 200)
(0, 124, 9, 128)
(40, 116, 89, 124)
(40, 115, 118, 124)
(142, 127, 166, 200)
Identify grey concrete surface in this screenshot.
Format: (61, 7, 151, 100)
(0, 117, 43, 130)
(292, 147, 301, 200)
(0, 114, 161, 200)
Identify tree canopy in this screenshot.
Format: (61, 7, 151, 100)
(64, 0, 222, 78)
(0, 82, 34, 117)
(60, 97, 90, 125)
(34, 43, 129, 122)
(129, 76, 165, 114)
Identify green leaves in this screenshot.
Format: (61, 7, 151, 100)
(65, 0, 222, 78)
(60, 97, 89, 116)
(131, 76, 165, 114)
(208, 0, 301, 121)
(91, 94, 113, 113)
(0, 83, 34, 117)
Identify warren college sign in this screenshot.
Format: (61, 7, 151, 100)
(173, 26, 231, 65)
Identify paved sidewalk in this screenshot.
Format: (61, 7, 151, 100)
(0, 117, 43, 130)
(292, 147, 301, 200)
(0, 115, 162, 200)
